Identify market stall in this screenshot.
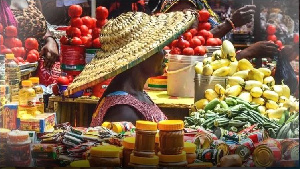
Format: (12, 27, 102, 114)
(0, 1, 299, 168)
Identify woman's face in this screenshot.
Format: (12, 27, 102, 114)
(140, 49, 166, 77)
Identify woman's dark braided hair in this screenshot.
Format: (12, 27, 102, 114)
(97, 0, 150, 19)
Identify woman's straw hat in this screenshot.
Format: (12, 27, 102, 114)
(65, 11, 196, 96)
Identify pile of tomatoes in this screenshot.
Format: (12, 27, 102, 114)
(165, 10, 222, 56)
(0, 24, 39, 64)
(266, 24, 284, 50)
(60, 5, 109, 48)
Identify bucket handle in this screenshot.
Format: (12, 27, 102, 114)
(168, 62, 198, 74)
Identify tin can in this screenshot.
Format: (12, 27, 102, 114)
(211, 140, 229, 155)
(195, 132, 213, 149)
(235, 144, 251, 161)
(198, 149, 224, 165)
(243, 157, 255, 167)
(61, 44, 86, 65)
(280, 139, 296, 154)
(262, 138, 281, 150)
(253, 144, 281, 167)
(225, 140, 239, 155)
(283, 142, 299, 160)
(240, 138, 255, 153)
(248, 130, 264, 144)
(222, 130, 241, 142)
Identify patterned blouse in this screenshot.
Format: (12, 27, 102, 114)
(160, 0, 220, 28)
(90, 91, 167, 127)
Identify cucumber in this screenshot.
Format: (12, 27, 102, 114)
(225, 97, 237, 106)
(233, 116, 249, 122)
(204, 98, 221, 112)
(228, 120, 247, 127)
(220, 101, 229, 109)
(214, 118, 229, 127)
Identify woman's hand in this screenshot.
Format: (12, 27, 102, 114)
(40, 37, 59, 69)
(237, 41, 279, 59)
(231, 5, 256, 27)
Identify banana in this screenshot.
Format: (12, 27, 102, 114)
(195, 62, 203, 74)
(238, 91, 252, 102)
(264, 76, 275, 87)
(212, 66, 230, 77)
(212, 50, 222, 61)
(227, 61, 238, 76)
(266, 100, 279, 109)
(221, 40, 236, 61)
(215, 84, 225, 95)
(258, 68, 271, 77)
(202, 64, 213, 76)
(194, 99, 209, 110)
(250, 87, 263, 98)
(263, 90, 279, 102)
(227, 76, 244, 86)
(205, 89, 218, 101)
(232, 70, 249, 80)
(252, 98, 265, 106)
(248, 69, 264, 83)
(243, 80, 263, 91)
(238, 59, 253, 71)
(211, 59, 230, 70)
(226, 85, 243, 97)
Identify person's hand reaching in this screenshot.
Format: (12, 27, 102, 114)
(239, 41, 279, 59)
(40, 37, 59, 69)
(231, 5, 256, 27)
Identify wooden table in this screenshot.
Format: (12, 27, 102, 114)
(48, 90, 194, 127)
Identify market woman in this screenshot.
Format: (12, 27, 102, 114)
(65, 11, 196, 126)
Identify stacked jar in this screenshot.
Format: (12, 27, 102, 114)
(88, 145, 121, 167)
(129, 120, 159, 168)
(0, 128, 10, 167)
(157, 120, 187, 167)
(184, 142, 197, 165)
(122, 137, 135, 167)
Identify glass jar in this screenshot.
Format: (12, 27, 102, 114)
(184, 142, 197, 164)
(158, 120, 184, 155)
(88, 145, 121, 167)
(122, 137, 135, 167)
(133, 120, 157, 157)
(158, 151, 187, 167)
(129, 153, 159, 168)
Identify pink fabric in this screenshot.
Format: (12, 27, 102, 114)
(0, 0, 18, 27)
(90, 93, 167, 127)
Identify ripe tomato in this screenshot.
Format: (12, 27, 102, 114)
(170, 47, 181, 55)
(267, 35, 277, 42)
(206, 38, 219, 46)
(198, 30, 210, 39)
(198, 22, 211, 31)
(60, 36, 69, 45)
(183, 47, 194, 56)
(178, 37, 190, 49)
(0, 48, 12, 54)
(70, 37, 82, 45)
(266, 24, 276, 35)
(91, 18, 97, 29)
(198, 10, 210, 22)
(170, 39, 178, 47)
(183, 32, 193, 41)
(67, 75, 74, 83)
(81, 16, 93, 29)
(0, 35, 3, 45)
(19, 47, 26, 58)
(294, 33, 299, 43)
(14, 38, 22, 47)
(70, 17, 83, 28)
(92, 38, 101, 48)
(0, 23, 3, 34)
(80, 25, 89, 36)
(28, 49, 39, 58)
(52, 84, 60, 96)
(216, 38, 222, 45)
(194, 46, 207, 56)
(25, 38, 39, 50)
(16, 56, 24, 62)
(68, 5, 82, 18)
(81, 36, 93, 48)
(163, 46, 170, 50)
(189, 37, 202, 48)
(57, 76, 70, 85)
(11, 47, 24, 58)
(96, 19, 108, 28)
(92, 28, 101, 39)
(195, 36, 205, 45)
(4, 37, 18, 48)
(96, 6, 109, 20)
(189, 28, 198, 36)
(0, 45, 6, 50)
(5, 25, 18, 37)
(26, 53, 38, 63)
(67, 27, 81, 38)
(275, 40, 283, 48)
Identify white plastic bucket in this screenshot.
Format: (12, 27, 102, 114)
(168, 54, 204, 71)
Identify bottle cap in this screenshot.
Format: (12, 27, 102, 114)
(130, 153, 159, 165)
(22, 80, 32, 86)
(122, 137, 135, 150)
(5, 54, 15, 60)
(136, 120, 157, 131)
(158, 151, 187, 162)
(29, 77, 39, 84)
(158, 120, 184, 131)
(184, 142, 196, 154)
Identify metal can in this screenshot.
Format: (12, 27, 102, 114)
(253, 144, 281, 167)
(211, 140, 229, 155)
(222, 130, 242, 142)
(283, 142, 299, 160)
(243, 156, 255, 167)
(280, 139, 296, 154)
(240, 138, 255, 153)
(235, 144, 251, 161)
(198, 149, 224, 165)
(248, 130, 264, 144)
(262, 138, 281, 150)
(225, 140, 239, 155)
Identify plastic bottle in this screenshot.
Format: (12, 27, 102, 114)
(18, 80, 37, 115)
(29, 77, 44, 113)
(5, 54, 21, 103)
(0, 54, 5, 85)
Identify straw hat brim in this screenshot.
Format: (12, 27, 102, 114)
(65, 11, 196, 96)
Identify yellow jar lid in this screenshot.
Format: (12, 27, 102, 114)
(29, 77, 39, 84)
(130, 153, 159, 165)
(136, 120, 157, 131)
(101, 122, 112, 129)
(5, 54, 14, 59)
(70, 160, 90, 167)
(158, 120, 184, 131)
(158, 151, 187, 163)
(90, 145, 120, 158)
(184, 142, 196, 154)
(22, 80, 32, 86)
(155, 133, 159, 143)
(122, 137, 135, 149)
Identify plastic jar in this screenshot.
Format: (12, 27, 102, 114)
(88, 145, 121, 167)
(158, 151, 187, 167)
(122, 137, 135, 167)
(29, 77, 44, 113)
(158, 120, 184, 155)
(184, 142, 197, 164)
(133, 120, 157, 157)
(129, 153, 159, 168)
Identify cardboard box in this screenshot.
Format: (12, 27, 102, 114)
(2, 104, 18, 130)
(17, 113, 56, 133)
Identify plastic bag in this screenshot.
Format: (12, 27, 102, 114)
(275, 53, 298, 95)
(36, 58, 61, 86)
